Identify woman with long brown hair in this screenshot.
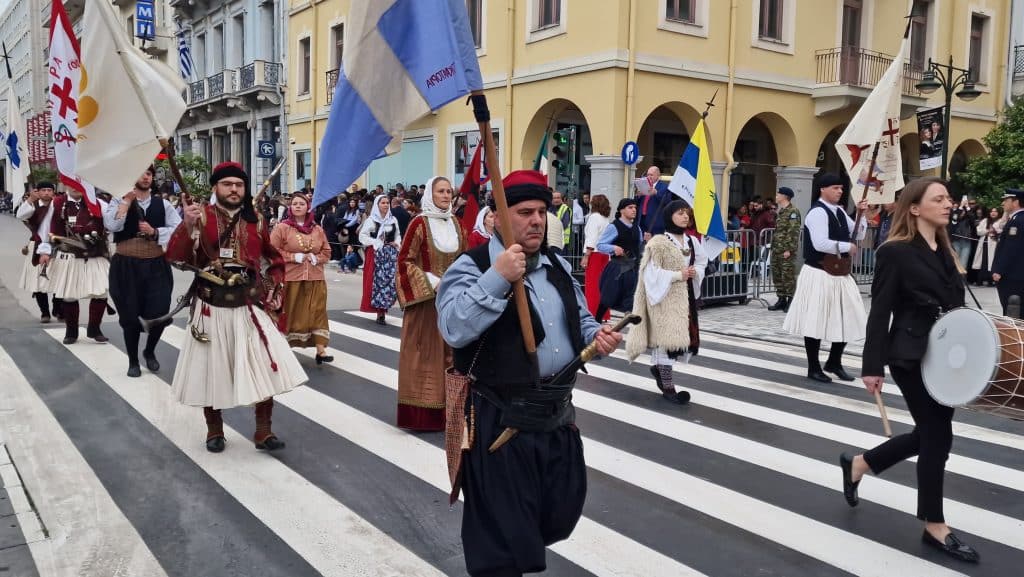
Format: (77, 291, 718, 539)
(840, 177, 977, 563)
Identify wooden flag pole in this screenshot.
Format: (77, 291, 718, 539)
(471, 92, 538, 367)
(850, 141, 892, 438)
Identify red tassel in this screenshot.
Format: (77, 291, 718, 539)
(248, 304, 279, 373)
(202, 304, 211, 317)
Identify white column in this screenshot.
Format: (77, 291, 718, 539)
(774, 166, 819, 217)
(584, 154, 630, 207)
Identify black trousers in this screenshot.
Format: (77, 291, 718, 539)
(108, 254, 173, 330)
(462, 392, 587, 577)
(996, 280, 1024, 317)
(863, 362, 954, 522)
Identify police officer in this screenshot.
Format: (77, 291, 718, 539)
(991, 188, 1024, 316)
(768, 186, 801, 311)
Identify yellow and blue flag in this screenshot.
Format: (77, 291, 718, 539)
(668, 118, 727, 257)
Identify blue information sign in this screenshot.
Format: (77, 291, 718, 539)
(136, 1, 155, 41)
(258, 141, 277, 159)
(621, 141, 639, 165)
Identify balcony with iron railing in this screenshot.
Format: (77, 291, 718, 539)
(812, 46, 928, 116)
(189, 80, 206, 104)
(326, 69, 340, 104)
(238, 60, 283, 92)
(1014, 46, 1024, 80)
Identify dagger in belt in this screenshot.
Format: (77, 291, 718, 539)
(488, 314, 643, 453)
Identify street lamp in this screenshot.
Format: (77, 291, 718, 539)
(915, 56, 981, 180)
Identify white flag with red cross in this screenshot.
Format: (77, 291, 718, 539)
(48, 0, 101, 215)
(835, 31, 909, 205)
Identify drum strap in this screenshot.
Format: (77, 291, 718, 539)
(959, 271, 983, 309)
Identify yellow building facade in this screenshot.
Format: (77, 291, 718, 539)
(286, 0, 1010, 212)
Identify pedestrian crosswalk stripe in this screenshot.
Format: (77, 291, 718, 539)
(165, 325, 973, 577)
(158, 326, 706, 577)
(321, 319, 1024, 554)
(0, 344, 170, 577)
(44, 329, 449, 577)
(331, 317, 1024, 454)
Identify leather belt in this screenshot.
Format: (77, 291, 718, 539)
(474, 375, 577, 433)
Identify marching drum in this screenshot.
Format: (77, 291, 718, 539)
(922, 308, 1024, 421)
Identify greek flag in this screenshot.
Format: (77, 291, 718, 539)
(313, 0, 483, 208)
(175, 21, 195, 81)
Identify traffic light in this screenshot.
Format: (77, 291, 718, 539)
(551, 129, 571, 176)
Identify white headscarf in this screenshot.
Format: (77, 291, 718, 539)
(419, 176, 459, 252)
(421, 176, 454, 220)
(473, 206, 492, 239)
(369, 194, 396, 240)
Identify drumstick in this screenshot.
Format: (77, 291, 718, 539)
(874, 391, 893, 437)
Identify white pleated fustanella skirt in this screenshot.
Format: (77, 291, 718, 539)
(47, 251, 109, 300)
(782, 264, 867, 343)
(19, 241, 50, 293)
(171, 300, 308, 410)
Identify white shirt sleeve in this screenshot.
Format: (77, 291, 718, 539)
(15, 201, 36, 221)
(691, 236, 708, 300)
(104, 198, 127, 233)
(159, 199, 183, 249)
(35, 204, 55, 255)
(807, 206, 853, 254)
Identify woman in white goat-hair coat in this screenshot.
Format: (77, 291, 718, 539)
(626, 201, 706, 404)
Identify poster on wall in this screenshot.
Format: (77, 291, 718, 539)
(917, 106, 945, 171)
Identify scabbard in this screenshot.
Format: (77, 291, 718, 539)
(488, 427, 519, 453)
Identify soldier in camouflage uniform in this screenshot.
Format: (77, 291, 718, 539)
(768, 187, 801, 311)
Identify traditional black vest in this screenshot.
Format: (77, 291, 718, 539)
(611, 219, 642, 261)
(367, 220, 398, 244)
(113, 197, 166, 243)
(452, 244, 584, 387)
(802, 200, 852, 270)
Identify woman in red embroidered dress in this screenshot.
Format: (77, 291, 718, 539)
(395, 176, 466, 430)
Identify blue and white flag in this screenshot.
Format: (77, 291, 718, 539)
(175, 20, 195, 81)
(4, 84, 29, 191)
(313, 0, 483, 208)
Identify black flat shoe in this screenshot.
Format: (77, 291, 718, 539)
(127, 365, 141, 378)
(255, 436, 286, 451)
(922, 530, 980, 563)
(206, 436, 226, 453)
(375, 315, 387, 325)
(63, 336, 77, 345)
(143, 353, 160, 373)
(662, 389, 691, 405)
(86, 328, 109, 344)
(315, 354, 334, 365)
(807, 370, 832, 383)
(649, 365, 663, 391)
(40, 315, 51, 324)
(824, 364, 855, 382)
(839, 452, 860, 507)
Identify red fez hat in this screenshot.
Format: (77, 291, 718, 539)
(501, 170, 552, 207)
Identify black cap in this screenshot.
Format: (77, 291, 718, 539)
(777, 186, 795, 198)
(1001, 188, 1024, 202)
(816, 173, 843, 191)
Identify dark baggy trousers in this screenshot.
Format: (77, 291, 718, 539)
(461, 392, 587, 577)
(109, 254, 173, 364)
(863, 362, 954, 522)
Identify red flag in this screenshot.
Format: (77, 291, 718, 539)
(459, 140, 488, 231)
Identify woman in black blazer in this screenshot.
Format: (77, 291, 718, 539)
(839, 177, 979, 563)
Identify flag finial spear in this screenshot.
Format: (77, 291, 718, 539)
(702, 89, 719, 119)
(1, 42, 12, 80)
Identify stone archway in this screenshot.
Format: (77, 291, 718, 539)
(634, 101, 703, 176)
(730, 117, 779, 206)
(900, 132, 921, 181)
(948, 138, 987, 198)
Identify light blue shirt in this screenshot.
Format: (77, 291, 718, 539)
(103, 195, 182, 249)
(596, 218, 636, 255)
(436, 235, 602, 378)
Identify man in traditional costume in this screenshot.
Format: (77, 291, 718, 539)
(437, 170, 623, 577)
(166, 162, 307, 453)
(783, 173, 868, 383)
(104, 166, 181, 377)
(36, 184, 111, 344)
(395, 175, 466, 431)
(16, 182, 60, 322)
